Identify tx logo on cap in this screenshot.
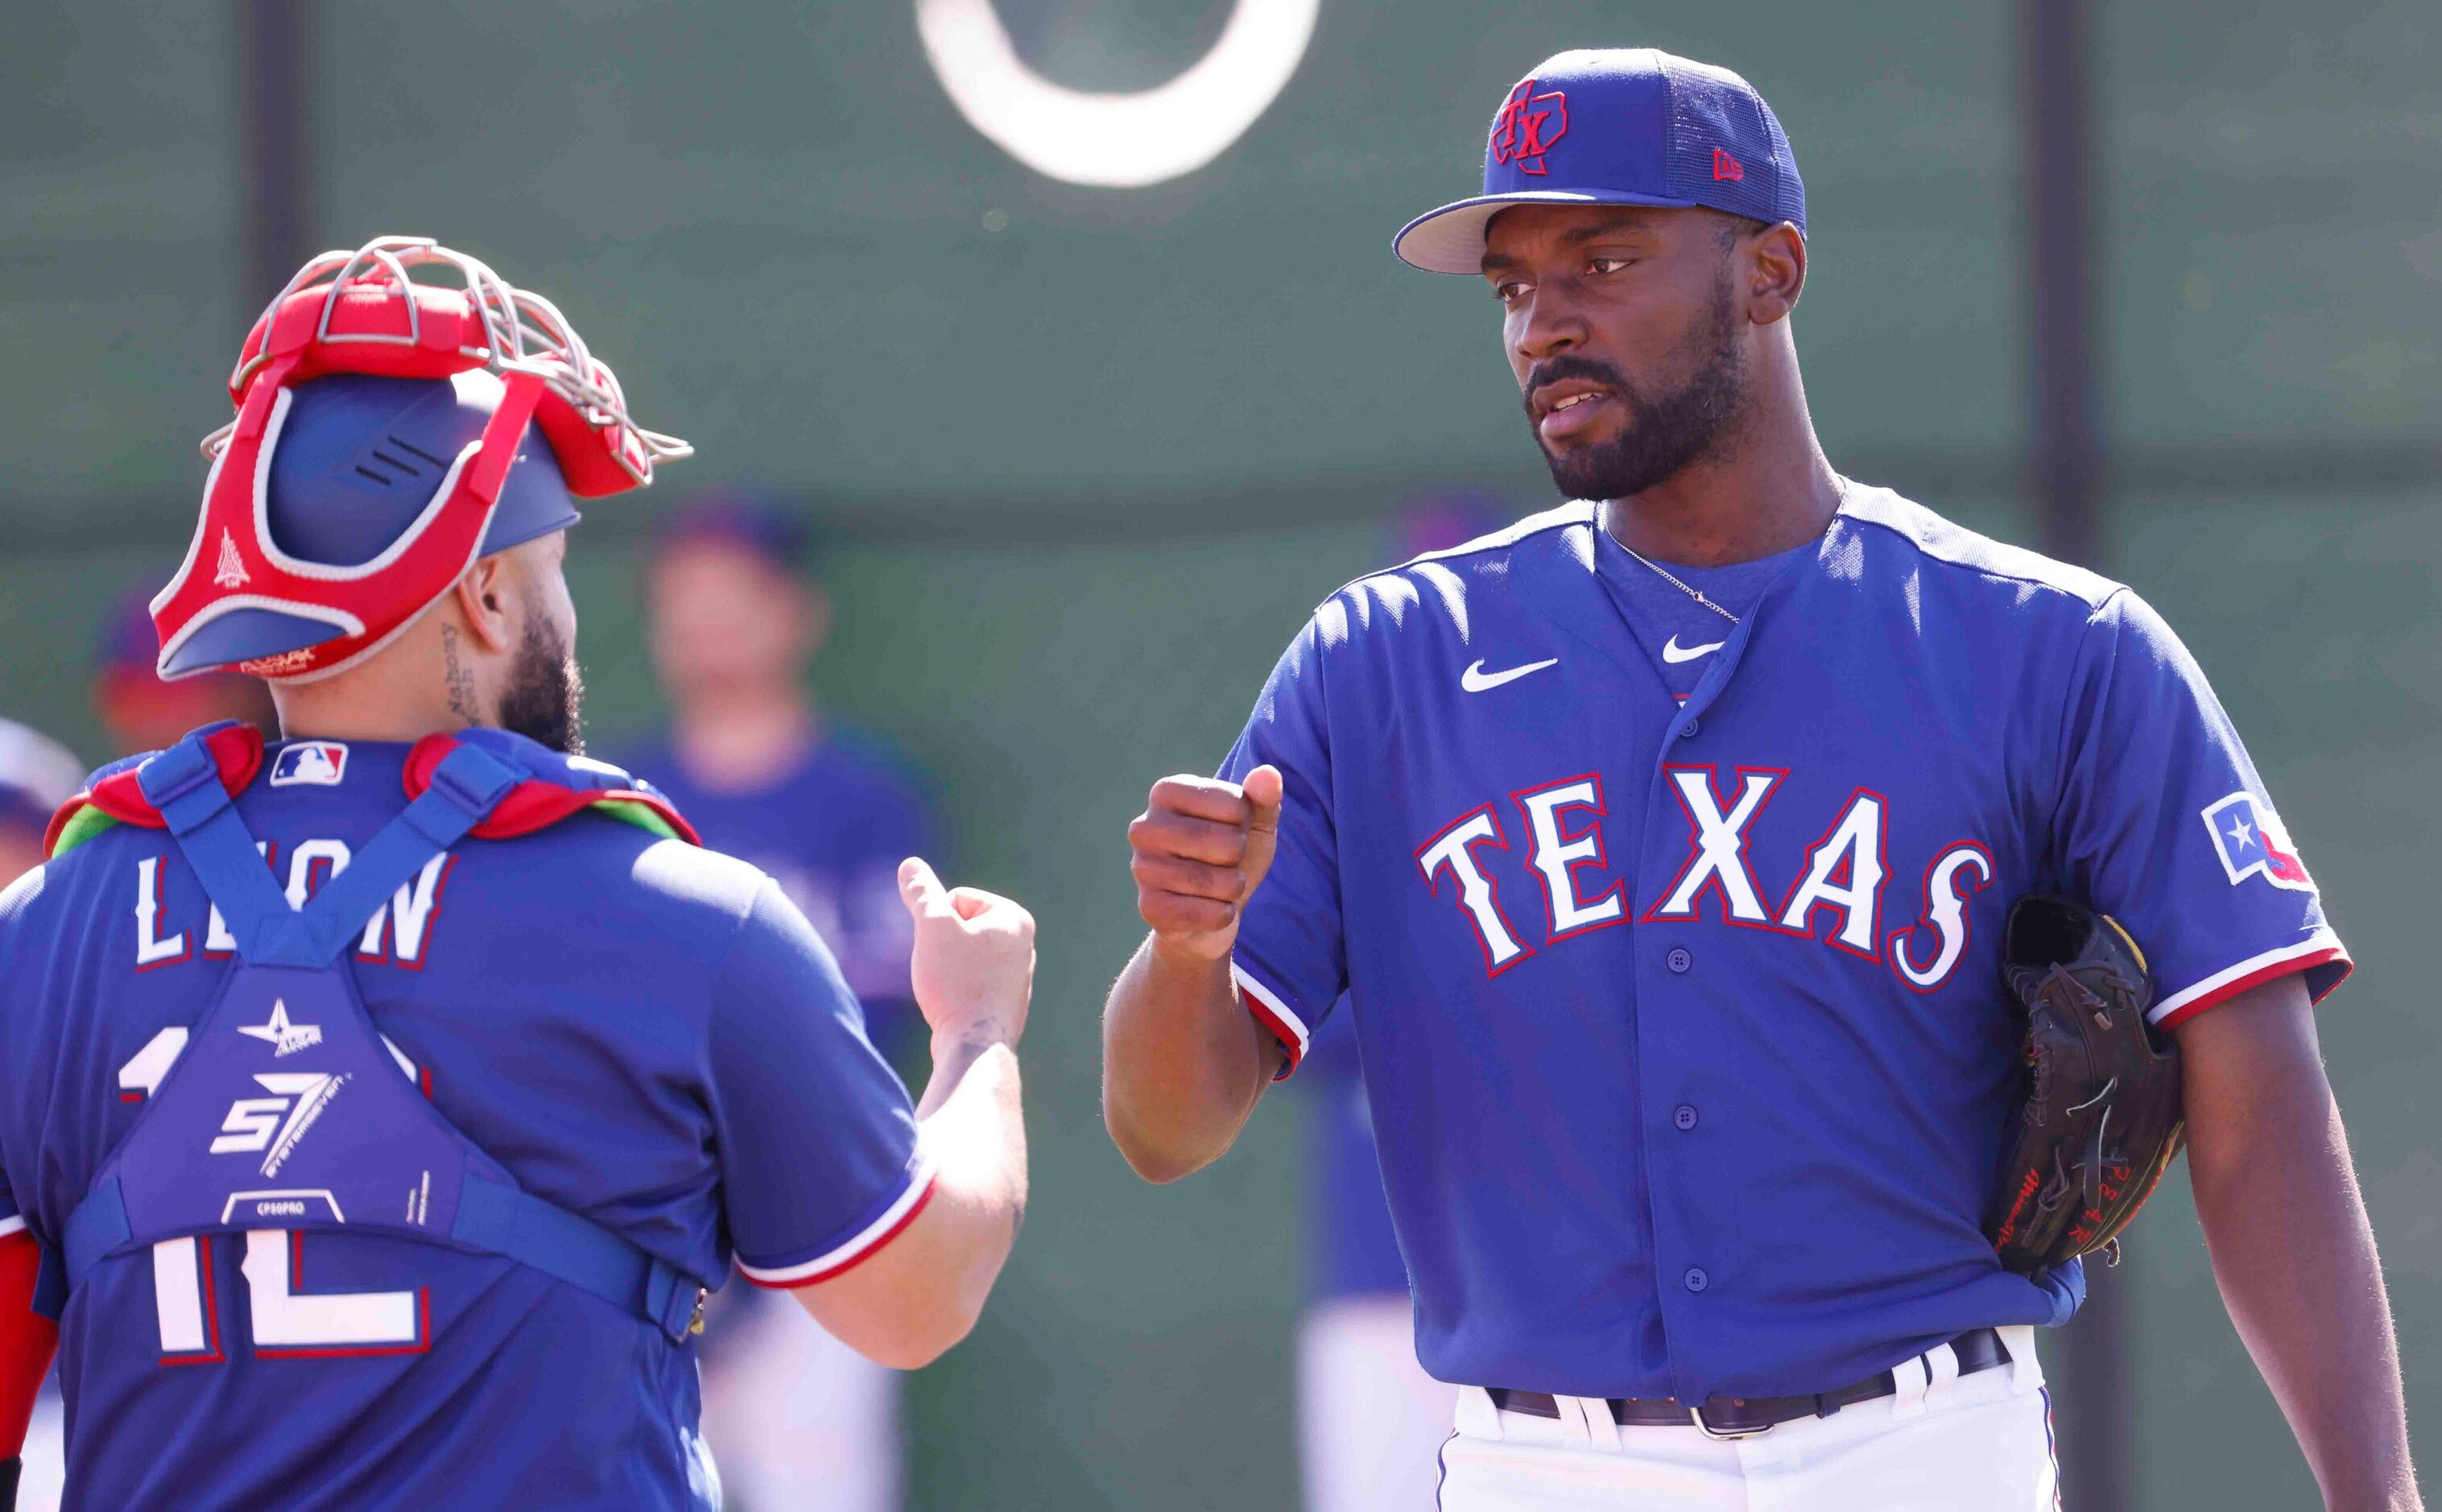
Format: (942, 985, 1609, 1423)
(270, 741, 349, 787)
(1491, 79, 1568, 176)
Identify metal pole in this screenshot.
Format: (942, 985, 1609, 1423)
(2025, 0, 2105, 566)
(2023, 0, 2129, 1506)
(239, 0, 313, 304)
(2056, 1262, 2134, 1510)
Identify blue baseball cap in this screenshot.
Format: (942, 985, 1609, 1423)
(652, 495, 813, 574)
(1395, 48, 1807, 275)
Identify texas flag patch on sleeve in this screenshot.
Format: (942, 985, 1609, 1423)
(2201, 791, 2312, 891)
(268, 740, 349, 787)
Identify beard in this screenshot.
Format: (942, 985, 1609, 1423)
(1527, 266, 1749, 502)
(496, 615, 586, 754)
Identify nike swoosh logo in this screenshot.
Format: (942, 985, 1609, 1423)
(1461, 657, 1560, 693)
(1662, 634, 1727, 664)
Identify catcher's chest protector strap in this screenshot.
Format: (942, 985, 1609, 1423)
(39, 732, 704, 1343)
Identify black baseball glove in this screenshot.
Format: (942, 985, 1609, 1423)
(1984, 895, 2186, 1274)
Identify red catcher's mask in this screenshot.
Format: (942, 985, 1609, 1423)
(151, 237, 691, 683)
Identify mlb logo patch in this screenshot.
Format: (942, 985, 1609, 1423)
(2201, 791, 2312, 892)
(269, 741, 349, 787)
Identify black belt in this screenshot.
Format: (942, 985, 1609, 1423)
(1487, 1328, 2010, 1440)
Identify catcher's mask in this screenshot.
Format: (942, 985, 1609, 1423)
(151, 236, 690, 683)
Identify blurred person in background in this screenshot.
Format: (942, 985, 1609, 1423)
(1293, 500, 1500, 1511)
(0, 723, 81, 886)
(0, 722, 80, 1510)
(1295, 1009, 1457, 1512)
(91, 588, 275, 758)
(615, 498, 939, 1512)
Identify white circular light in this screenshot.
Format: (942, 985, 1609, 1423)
(915, 0, 1320, 188)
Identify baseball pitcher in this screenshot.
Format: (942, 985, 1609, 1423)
(1103, 50, 2419, 1510)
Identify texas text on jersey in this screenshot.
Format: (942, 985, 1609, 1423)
(1218, 489, 2346, 1403)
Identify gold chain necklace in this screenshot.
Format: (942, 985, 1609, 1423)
(1599, 482, 1849, 628)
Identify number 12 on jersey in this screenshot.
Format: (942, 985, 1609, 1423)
(122, 1028, 432, 1361)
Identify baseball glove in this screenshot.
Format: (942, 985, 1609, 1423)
(1985, 895, 2186, 1275)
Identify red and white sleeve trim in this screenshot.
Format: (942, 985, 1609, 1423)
(0, 1216, 23, 1241)
(1233, 960, 1311, 1076)
(2150, 929, 2350, 1031)
(736, 1152, 939, 1290)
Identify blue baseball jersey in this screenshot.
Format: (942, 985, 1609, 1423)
(1220, 489, 2349, 1402)
(615, 726, 932, 1044)
(0, 735, 928, 1509)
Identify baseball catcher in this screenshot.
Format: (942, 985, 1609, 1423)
(0, 238, 1036, 1509)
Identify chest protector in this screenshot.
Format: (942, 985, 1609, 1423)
(41, 731, 709, 1343)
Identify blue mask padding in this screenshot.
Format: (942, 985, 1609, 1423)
(161, 607, 345, 677)
(267, 374, 581, 568)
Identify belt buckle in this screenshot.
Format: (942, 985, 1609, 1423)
(1688, 1401, 1774, 1441)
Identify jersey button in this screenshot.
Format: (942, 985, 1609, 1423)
(1684, 1267, 1709, 1293)
(1680, 718, 1700, 738)
(1666, 947, 1693, 974)
(1674, 1105, 1699, 1131)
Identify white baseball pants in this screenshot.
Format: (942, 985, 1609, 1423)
(1436, 1326, 2059, 1511)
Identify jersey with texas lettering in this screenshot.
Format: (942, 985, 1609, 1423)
(1220, 488, 2348, 1403)
(0, 734, 928, 1510)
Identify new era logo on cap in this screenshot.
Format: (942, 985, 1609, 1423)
(1712, 148, 1745, 182)
(269, 741, 349, 787)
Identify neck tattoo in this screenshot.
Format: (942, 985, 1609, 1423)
(441, 624, 481, 726)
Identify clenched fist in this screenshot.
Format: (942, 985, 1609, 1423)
(898, 857, 1035, 1048)
(1128, 766, 1283, 963)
